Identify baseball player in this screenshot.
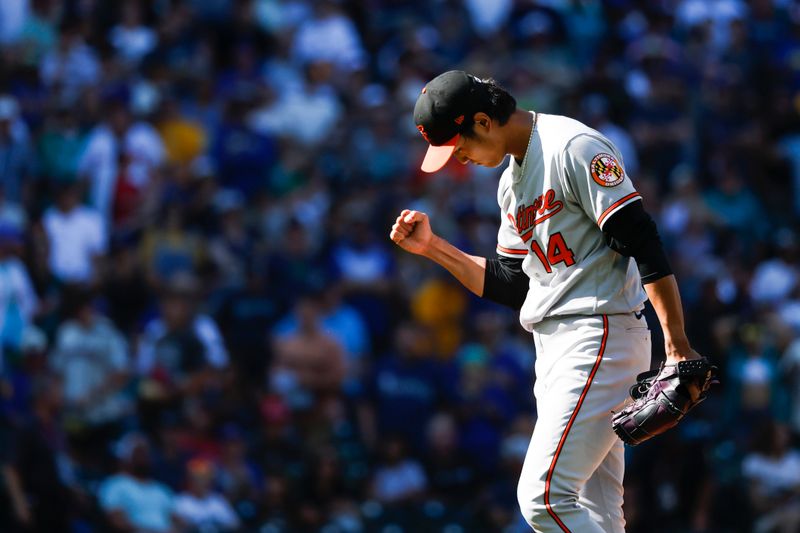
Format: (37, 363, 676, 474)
(390, 71, 715, 532)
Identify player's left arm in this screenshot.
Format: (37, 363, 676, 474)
(607, 204, 716, 446)
(602, 202, 701, 364)
(562, 133, 701, 364)
(642, 275, 701, 363)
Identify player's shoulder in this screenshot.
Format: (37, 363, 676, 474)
(537, 113, 592, 134)
(537, 114, 612, 157)
(537, 113, 597, 142)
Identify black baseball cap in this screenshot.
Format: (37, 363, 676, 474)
(414, 71, 488, 173)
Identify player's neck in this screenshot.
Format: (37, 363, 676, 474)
(506, 109, 536, 162)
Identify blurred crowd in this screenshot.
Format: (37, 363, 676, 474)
(1, 0, 800, 531)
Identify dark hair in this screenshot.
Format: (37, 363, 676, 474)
(62, 286, 96, 317)
(461, 77, 517, 138)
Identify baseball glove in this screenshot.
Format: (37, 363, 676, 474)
(611, 357, 718, 446)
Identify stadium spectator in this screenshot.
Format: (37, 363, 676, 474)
(13, 0, 58, 67)
(215, 423, 261, 521)
(108, 0, 158, 67)
(210, 97, 277, 197)
(358, 321, 449, 452)
(38, 18, 100, 100)
(37, 103, 89, 188)
(207, 189, 255, 290)
(98, 433, 179, 533)
(49, 289, 131, 465)
(270, 293, 346, 410)
(273, 282, 370, 394)
(137, 273, 229, 397)
(369, 435, 428, 505)
(291, 1, 365, 72)
(173, 458, 240, 532)
(42, 182, 107, 284)
(0, 95, 34, 206)
(0, 224, 38, 369)
(8, 376, 74, 533)
(78, 97, 165, 223)
(139, 205, 206, 287)
(423, 411, 477, 504)
(742, 420, 800, 533)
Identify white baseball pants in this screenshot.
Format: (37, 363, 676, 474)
(517, 312, 651, 532)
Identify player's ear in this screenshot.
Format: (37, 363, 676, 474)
(472, 112, 491, 134)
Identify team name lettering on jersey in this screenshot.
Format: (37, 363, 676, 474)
(514, 189, 564, 239)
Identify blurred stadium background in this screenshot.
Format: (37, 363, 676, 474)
(0, 0, 799, 531)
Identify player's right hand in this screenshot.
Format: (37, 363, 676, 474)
(389, 209, 434, 256)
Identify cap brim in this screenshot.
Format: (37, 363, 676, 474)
(421, 135, 459, 173)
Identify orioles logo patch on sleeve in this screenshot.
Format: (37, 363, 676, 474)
(590, 153, 624, 187)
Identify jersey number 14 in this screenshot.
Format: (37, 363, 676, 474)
(530, 232, 576, 273)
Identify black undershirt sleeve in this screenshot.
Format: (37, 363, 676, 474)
(483, 255, 529, 310)
(602, 200, 672, 284)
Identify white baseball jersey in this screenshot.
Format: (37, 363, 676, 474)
(496, 112, 647, 331)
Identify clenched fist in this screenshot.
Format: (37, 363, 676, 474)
(389, 209, 434, 256)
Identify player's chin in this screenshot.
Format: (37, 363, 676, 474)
(486, 155, 508, 168)
(472, 156, 506, 168)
